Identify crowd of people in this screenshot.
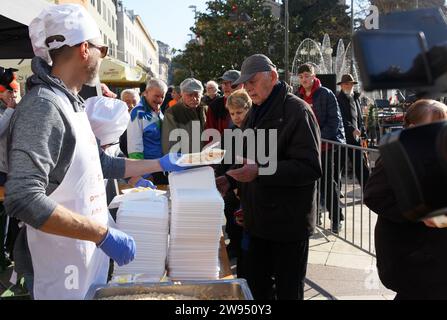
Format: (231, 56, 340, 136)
(1, 3, 447, 301)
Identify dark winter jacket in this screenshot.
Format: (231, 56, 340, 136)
(238, 81, 322, 242)
(337, 91, 366, 145)
(364, 156, 447, 299)
(298, 79, 345, 145)
(162, 101, 206, 154)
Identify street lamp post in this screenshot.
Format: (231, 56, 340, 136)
(188, 5, 198, 44)
(285, 0, 289, 83)
(350, 0, 354, 73)
(351, 0, 354, 37)
(189, 5, 197, 19)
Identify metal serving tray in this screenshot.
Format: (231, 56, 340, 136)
(85, 279, 253, 300)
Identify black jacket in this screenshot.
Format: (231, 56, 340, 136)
(239, 82, 322, 242)
(364, 156, 447, 298)
(336, 91, 366, 145)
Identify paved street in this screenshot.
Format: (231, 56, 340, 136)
(305, 233, 394, 300)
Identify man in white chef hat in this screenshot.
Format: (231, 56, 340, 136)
(4, 4, 185, 300)
(85, 96, 156, 193)
(85, 96, 131, 157)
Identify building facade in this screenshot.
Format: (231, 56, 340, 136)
(116, 1, 159, 78)
(50, 0, 119, 59)
(157, 40, 171, 84)
(264, 0, 282, 19)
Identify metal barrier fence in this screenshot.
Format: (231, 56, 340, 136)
(315, 139, 380, 257)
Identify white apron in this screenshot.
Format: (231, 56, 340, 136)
(27, 89, 110, 300)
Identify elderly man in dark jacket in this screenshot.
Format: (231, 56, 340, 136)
(336, 74, 370, 187)
(217, 54, 322, 300)
(297, 64, 345, 233)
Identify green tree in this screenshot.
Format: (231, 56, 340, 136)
(170, 55, 191, 86)
(175, 0, 285, 82)
(287, 0, 351, 44)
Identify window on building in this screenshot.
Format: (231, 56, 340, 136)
(104, 34, 107, 47)
(103, 2, 107, 21)
(97, 0, 101, 14)
(108, 9, 111, 28)
(90, 0, 95, 7)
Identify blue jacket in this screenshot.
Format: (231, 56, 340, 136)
(127, 97, 163, 160)
(302, 86, 346, 144)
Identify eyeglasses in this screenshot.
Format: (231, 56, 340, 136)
(88, 42, 108, 58)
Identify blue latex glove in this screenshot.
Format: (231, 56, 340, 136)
(98, 228, 136, 267)
(159, 153, 186, 172)
(142, 173, 153, 180)
(135, 178, 156, 189)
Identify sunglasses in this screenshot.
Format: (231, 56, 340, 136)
(87, 42, 108, 58)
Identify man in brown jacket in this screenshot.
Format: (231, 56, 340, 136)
(217, 54, 322, 300)
(162, 78, 206, 154)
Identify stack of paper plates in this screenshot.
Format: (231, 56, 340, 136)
(114, 196, 169, 281)
(168, 167, 225, 280)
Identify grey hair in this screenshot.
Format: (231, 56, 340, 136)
(146, 79, 168, 93)
(206, 81, 219, 90)
(120, 89, 139, 100)
(261, 70, 277, 79)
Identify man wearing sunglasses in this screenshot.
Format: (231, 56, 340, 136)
(4, 4, 186, 300)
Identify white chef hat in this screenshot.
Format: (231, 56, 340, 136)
(29, 4, 101, 64)
(85, 96, 130, 146)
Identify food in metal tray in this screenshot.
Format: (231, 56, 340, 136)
(99, 293, 198, 300)
(85, 279, 254, 300)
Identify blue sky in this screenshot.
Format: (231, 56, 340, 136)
(122, 0, 209, 51)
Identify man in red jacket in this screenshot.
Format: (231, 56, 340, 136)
(205, 70, 243, 136)
(297, 64, 345, 234)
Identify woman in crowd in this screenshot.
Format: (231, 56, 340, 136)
(217, 89, 252, 278)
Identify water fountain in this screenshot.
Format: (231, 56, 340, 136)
(291, 38, 327, 88)
(291, 36, 370, 96)
(335, 39, 345, 83)
(321, 34, 333, 74)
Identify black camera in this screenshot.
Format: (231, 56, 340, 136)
(354, 7, 447, 98)
(353, 8, 447, 221)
